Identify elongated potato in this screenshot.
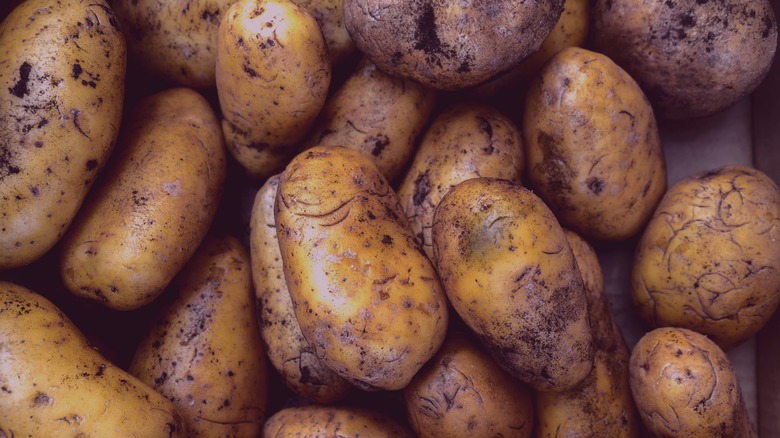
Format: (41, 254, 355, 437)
(250, 175, 352, 403)
(275, 146, 449, 391)
(432, 177, 593, 392)
(60, 87, 226, 310)
(264, 405, 415, 437)
(0, 281, 187, 437)
(0, 0, 126, 270)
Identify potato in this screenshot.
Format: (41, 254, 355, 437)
(630, 327, 755, 437)
(631, 165, 780, 350)
(343, 0, 565, 90)
(0, 281, 187, 437)
(523, 47, 666, 241)
(432, 177, 593, 392)
(264, 405, 414, 437)
(250, 174, 352, 403)
(404, 329, 534, 438)
(302, 57, 437, 183)
(292, 0, 355, 65)
(591, 0, 778, 120)
(216, 0, 331, 179)
(113, 0, 235, 88)
(397, 102, 524, 261)
(60, 87, 226, 311)
(534, 230, 639, 437)
(0, 0, 126, 270)
(129, 235, 268, 437)
(275, 145, 448, 391)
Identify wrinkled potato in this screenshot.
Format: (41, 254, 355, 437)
(217, 0, 331, 179)
(343, 0, 565, 90)
(432, 177, 593, 392)
(397, 102, 524, 261)
(523, 47, 666, 241)
(630, 327, 755, 437)
(302, 58, 437, 183)
(631, 165, 780, 350)
(60, 87, 226, 310)
(264, 405, 415, 437)
(0, 0, 126, 270)
(250, 175, 352, 403)
(129, 236, 268, 437)
(591, 0, 778, 120)
(535, 230, 639, 437)
(292, 0, 355, 64)
(0, 281, 187, 437)
(404, 329, 534, 438)
(275, 146, 449, 391)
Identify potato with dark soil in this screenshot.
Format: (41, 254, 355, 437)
(264, 405, 415, 437)
(293, 0, 356, 65)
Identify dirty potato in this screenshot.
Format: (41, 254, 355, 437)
(292, 0, 355, 64)
(263, 405, 415, 437)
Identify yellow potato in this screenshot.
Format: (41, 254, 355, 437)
(0, 0, 126, 269)
(275, 146, 449, 391)
(0, 281, 187, 437)
(264, 405, 415, 437)
(60, 87, 226, 310)
(292, 0, 356, 64)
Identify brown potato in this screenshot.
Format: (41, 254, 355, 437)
(292, 0, 356, 64)
(631, 165, 780, 350)
(264, 405, 415, 437)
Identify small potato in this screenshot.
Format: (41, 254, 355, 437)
(404, 329, 534, 438)
(523, 47, 666, 241)
(60, 88, 226, 310)
(631, 165, 780, 349)
(432, 177, 593, 392)
(129, 236, 268, 437)
(250, 175, 352, 403)
(263, 405, 414, 437)
(397, 102, 524, 261)
(292, 0, 356, 64)
(302, 58, 437, 183)
(216, 0, 331, 179)
(275, 146, 449, 391)
(0, 0, 126, 270)
(630, 327, 755, 437)
(0, 281, 187, 437)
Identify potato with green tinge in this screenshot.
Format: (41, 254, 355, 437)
(60, 88, 226, 311)
(129, 235, 268, 437)
(0, 281, 187, 437)
(523, 47, 666, 241)
(263, 405, 415, 437)
(0, 0, 126, 270)
(302, 57, 437, 183)
(397, 102, 524, 261)
(217, 0, 331, 179)
(292, 0, 355, 65)
(343, 0, 565, 90)
(404, 329, 534, 438)
(432, 177, 593, 392)
(275, 145, 449, 391)
(630, 327, 755, 437)
(250, 175, 352, 403)
(631, 165, 780, 350)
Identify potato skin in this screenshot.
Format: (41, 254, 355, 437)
(217, 0, 331, 179)
(292, 0, 355, 64)
(631, 165, 780, 350)
(275, 146, 449, 391)
(250, 175, 352, 403)
(263, 405, 415, 437)
(0, 281, 187, 437)
(0, 0, 126, 270)
(60, 88, 226, 310)
(432, 177, 593, 392)
(523, 47, 666, 241)
(404, 329, 534, 438)
(591, 0, 778, 120)
(629, 327, 755, 437)
(302, 58, 437, 183)
(397, 102, 524, 261)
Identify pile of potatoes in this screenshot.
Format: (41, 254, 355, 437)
(1, 0, 779, 436)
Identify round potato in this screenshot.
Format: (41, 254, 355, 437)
(60, 87, 226, 310)
(432, 177, 593, 392)
(523, 47, 666, 241)
(264, 405, 414, 437)
(0, 0, 126, 270)
(591, 0, 778, 120)
(630, 327, 755, 437)
(631, 165, 780, 350)
(343, 0, 565, 90)
(293, 0, 356, 65)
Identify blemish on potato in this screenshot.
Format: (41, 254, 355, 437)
(8, 61, 32, 98)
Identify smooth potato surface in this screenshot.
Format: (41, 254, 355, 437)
(264, 405, 415, 437)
